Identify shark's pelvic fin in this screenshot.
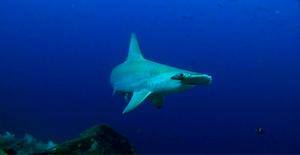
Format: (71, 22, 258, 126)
(126, 33, 144, 61)
(149, 94, 164, 109)
(122, 89, 151, 114)
(123, 92, 131, 103)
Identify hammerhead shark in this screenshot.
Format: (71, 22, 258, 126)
(111, 33, 212, 114)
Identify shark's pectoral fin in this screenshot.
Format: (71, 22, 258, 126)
(122, 89, 152, 114)
(149, 94, 164, 109)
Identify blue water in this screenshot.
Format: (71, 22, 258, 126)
(1, 0, 300, 154)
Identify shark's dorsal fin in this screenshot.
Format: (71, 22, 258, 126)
(126, 33, 144, 61)
(122, 89, 151, 114)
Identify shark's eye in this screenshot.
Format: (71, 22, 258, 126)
(171, 73, 185, 80)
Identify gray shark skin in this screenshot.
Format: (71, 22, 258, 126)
(111, 33, 212, 114)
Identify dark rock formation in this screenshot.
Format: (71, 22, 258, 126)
(0, 124, 135, 155)
(53, 124, 135, 155)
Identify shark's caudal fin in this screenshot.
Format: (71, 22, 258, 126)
(126, 33, 145, 61)
(122, 89, 151, 114)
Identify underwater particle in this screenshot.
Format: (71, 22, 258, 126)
(256, 128, 265, 136)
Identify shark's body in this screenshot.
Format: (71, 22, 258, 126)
(111, 33, 212, 114)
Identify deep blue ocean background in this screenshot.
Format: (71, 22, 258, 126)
(1, 0, 300, 154)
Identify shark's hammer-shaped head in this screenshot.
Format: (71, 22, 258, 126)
(148, 71, 212, 94)
(111, 33, 212, 114)
(171, 72, 212, 86)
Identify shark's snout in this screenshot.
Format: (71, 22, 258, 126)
(206, 75, 213, 84)
(181, 74, 212, 85)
